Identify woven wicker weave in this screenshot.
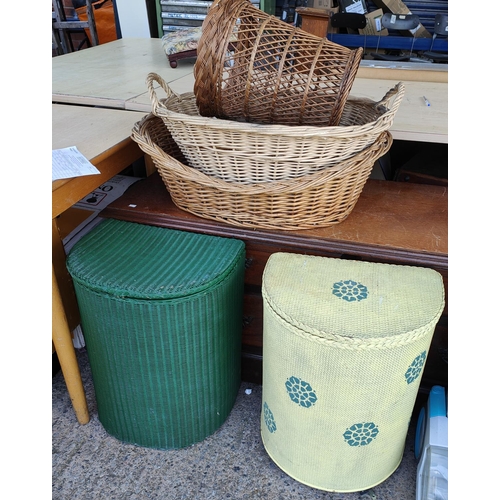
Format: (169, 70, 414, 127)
(193, 0, 363, 126)
(261, 253, 445, 492)
(66, 219, 246, 449)
(148, 72, 403, 184)
(131, 113, 393, 230)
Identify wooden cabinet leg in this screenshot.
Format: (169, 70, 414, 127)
(145, 154, 156, 176)
(52, 264, 90, 425)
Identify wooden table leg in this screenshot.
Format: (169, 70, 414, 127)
(52, 264, 90, 425)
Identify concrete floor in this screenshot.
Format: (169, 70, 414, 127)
(53, 349, 420, 500)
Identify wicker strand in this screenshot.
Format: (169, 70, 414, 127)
(131, 113, 393, 230)
(133, 113, 393, 194)
(149, 73, 405, 139)
(261, 273, 446, 350)
(194, 0, 363, 126)
(147, 72, 404, 184)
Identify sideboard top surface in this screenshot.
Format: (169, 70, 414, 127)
(101, 173, 447, 267)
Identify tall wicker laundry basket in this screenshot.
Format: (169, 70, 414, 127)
(194, 0, 363, 126)
(260, 253, 445, 492)
(66, 219, 245, 449)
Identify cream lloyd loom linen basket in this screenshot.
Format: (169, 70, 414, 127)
(66, 219, 245, 449)
(260, 253, 445, 492)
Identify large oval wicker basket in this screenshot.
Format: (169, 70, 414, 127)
(130, 113, 393, 230)
(193, 0, 363, 126)
(148, 72, 403, 184)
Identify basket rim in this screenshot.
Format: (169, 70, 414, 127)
(131, 113, 394, 230)
(148, 72, 405, 139)
(131, 113, 393, 194)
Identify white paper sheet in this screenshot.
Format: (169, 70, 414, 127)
(52, 146, 101, 181)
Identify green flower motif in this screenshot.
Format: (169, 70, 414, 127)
(332, 280, 368, 302)
(405, 351, 427, 384)
(285, 376, 317, 408)
(263, 402, 277, 433)
(343, 422, 379, 447)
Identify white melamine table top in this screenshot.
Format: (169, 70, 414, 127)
(52, 38, 192, 110)
(52, 104, 147, 218)
(52, 104, 146, 161)
(53, 38, 447, 143)
(350, 78, 447, 144)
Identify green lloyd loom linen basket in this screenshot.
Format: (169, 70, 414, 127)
(66, 219, 245, 449)
(260, 253, 445, 492)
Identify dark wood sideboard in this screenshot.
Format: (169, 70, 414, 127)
(101, 172, 448, 396)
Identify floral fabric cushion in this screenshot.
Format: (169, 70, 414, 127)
(161, 27, 202, 56)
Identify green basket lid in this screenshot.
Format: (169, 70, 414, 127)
(262, 252, 445, 340)
(66, 219, 245, 300)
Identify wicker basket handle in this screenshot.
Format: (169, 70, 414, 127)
(375, 82, 405, 113)
(146, 72, 180, 115)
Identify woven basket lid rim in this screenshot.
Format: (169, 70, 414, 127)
(262, 253, 445, 341)
(66, 219, 244, 300)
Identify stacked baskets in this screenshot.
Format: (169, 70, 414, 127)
(132, 0, 405, 230)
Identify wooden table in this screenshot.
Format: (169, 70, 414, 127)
(101, 172, 448, 392)
(350, 75, 448, 144)
(52, 104, 146, 424)
(52, 38, 448, 143)
(52, 38, 195, 110)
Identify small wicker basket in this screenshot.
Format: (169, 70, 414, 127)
(148, 72, 404, 184)
(193, 0, 363, 126)
(131, 113, 393, 230)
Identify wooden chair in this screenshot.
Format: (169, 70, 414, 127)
(294, 7, 330, 38)
(52, 0, 99, 55)
(370, 13, 420, 61)
(422, 14, 448, 63)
